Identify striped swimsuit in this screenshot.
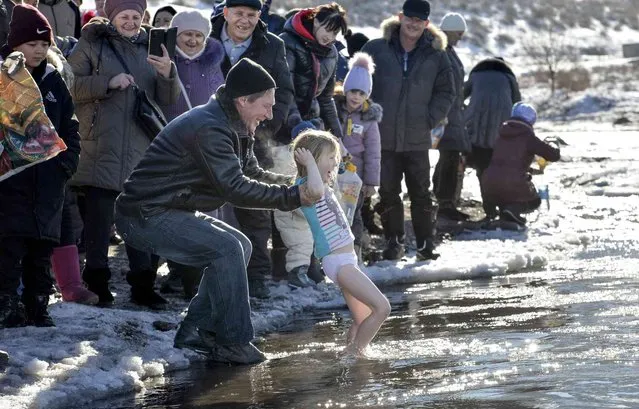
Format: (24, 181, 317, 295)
(297, 179, 354, 259)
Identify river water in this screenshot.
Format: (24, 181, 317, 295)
(100, 130, 639, 409)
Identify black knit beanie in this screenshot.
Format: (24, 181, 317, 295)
(226, 58, 276, 99)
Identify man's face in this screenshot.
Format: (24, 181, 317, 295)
(446, 31, 464, 47)
(236, 88, 275, 135)
(223, 6, 260, 43)
(399, 12, 428, 40)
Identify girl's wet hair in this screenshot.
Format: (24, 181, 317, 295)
(291, 129, 341, 178)
(311, 2, 348, 35)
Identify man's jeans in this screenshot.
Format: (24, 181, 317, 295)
(115, 209, 253, 345)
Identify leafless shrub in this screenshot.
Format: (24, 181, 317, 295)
(521, 20, 579, 95)
(556, 67, 591, 92)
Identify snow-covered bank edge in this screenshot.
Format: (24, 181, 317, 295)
(0, 247, 548, 409)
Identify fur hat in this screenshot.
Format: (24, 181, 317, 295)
(171, 10, 212, 37)
(7, 5, 54, 50)
(440, 12, 467, 32)
(343, 52, 375, 97)
(512, 102, 537, 126)
(104, 0, 147, 22)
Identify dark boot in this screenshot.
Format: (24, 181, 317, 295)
(248, 279, 270, 299)
(438, 206, 470, 221)
(208, 342, 266, 365)
(383, 236, 405, 260)
(500, 208, 527, 225)
(82, 267, 114, 306)
(377, 200, 405, 242)
(22, 293, 55, 327)
(127, 269, 168, 310)
(0, 294, 26, 329)
(174, 321, 214, 354)
(287, 265, 315, 288)
(412, 204, 440, 261)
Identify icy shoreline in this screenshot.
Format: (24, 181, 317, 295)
(0, 239, 551, 409)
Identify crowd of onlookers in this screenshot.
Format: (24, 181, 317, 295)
(0, 0, 561, 365)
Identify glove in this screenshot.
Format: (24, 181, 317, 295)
(291, 121, 316, 139)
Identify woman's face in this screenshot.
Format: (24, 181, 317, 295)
(317, 146, 338, 183)
(153, 11, 173, 28)
(112, 10, 142, 38)
(14, 40, 50, 70)
(177, 30, 206, 56)
(312, 20, 338, 47)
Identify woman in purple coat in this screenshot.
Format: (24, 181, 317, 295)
(481, 103, 560, 226)
(161, 10, 225, 122)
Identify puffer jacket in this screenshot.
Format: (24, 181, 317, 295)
(160, 38, 225, 122)
(464, 58, 521, 149)
(482, 119, 560, 205)
(38, 0, 81, 39)
(335, 93, 382, 186)
(68, 18, 180, 192)
(116, 85, 302, 219)
(278, 9, 343, 143)
(0, 50, 80, 241)
(362, 16, 455, 152)
(438, 45, 470, 152)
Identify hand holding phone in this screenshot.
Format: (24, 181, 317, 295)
(148, 27, 177, 59)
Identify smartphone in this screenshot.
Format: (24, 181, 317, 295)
(148, 27, 177, 59)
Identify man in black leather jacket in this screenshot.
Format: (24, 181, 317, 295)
(114, 59, 319, 365)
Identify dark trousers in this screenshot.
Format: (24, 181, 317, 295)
(82, 186, 155, 275)
(0, 237, 55, 296)
(60, 186, 84, 247)
(378, 150, 434, 248)
(351, 191, 365, 247)
(116, 209, 254, 345)
(433, 150, 463, 208)
(501, 198, 542, 215)
(468, 146, 494, 217)
(234, 208, 272, 281)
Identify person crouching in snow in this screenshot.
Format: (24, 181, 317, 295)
(481, 102, 560, 226)
(0, 4, 80, 328)
(335, 52, 382, 262)
(293, 130, 391, 356)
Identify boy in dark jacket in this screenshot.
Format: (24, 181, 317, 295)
(0, 5, 80, 328)
(481, 102, 560, 225)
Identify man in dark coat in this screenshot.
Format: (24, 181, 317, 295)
(114, 59, 319, 365)
(432, 12, 471, 221)
(362, 0, 455, 261)
(210, 0, 294, 298)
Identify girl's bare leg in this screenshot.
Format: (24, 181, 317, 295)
(343, 288, 372, 346)
(337, 264, 391, 354)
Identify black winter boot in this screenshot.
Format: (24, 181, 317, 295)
(0, 294, 26, 329)
(83, 267, 114, 306)
(412, 204, 440, 261)
(127, 269, 168, 310)
(383, 237, 405, 260)
(22, 293, 55, 327)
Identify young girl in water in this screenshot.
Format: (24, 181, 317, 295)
(292, 130, 391, 355)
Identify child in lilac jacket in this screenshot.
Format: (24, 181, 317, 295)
(335, 52, 383, 259)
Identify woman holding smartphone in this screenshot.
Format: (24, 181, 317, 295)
(68, 0, 179, 308)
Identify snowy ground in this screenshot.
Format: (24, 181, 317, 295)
(3, 127, 637, 409)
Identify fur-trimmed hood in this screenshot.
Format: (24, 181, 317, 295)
(334, 92, 383, 123)
(380, 15, 447, 51)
